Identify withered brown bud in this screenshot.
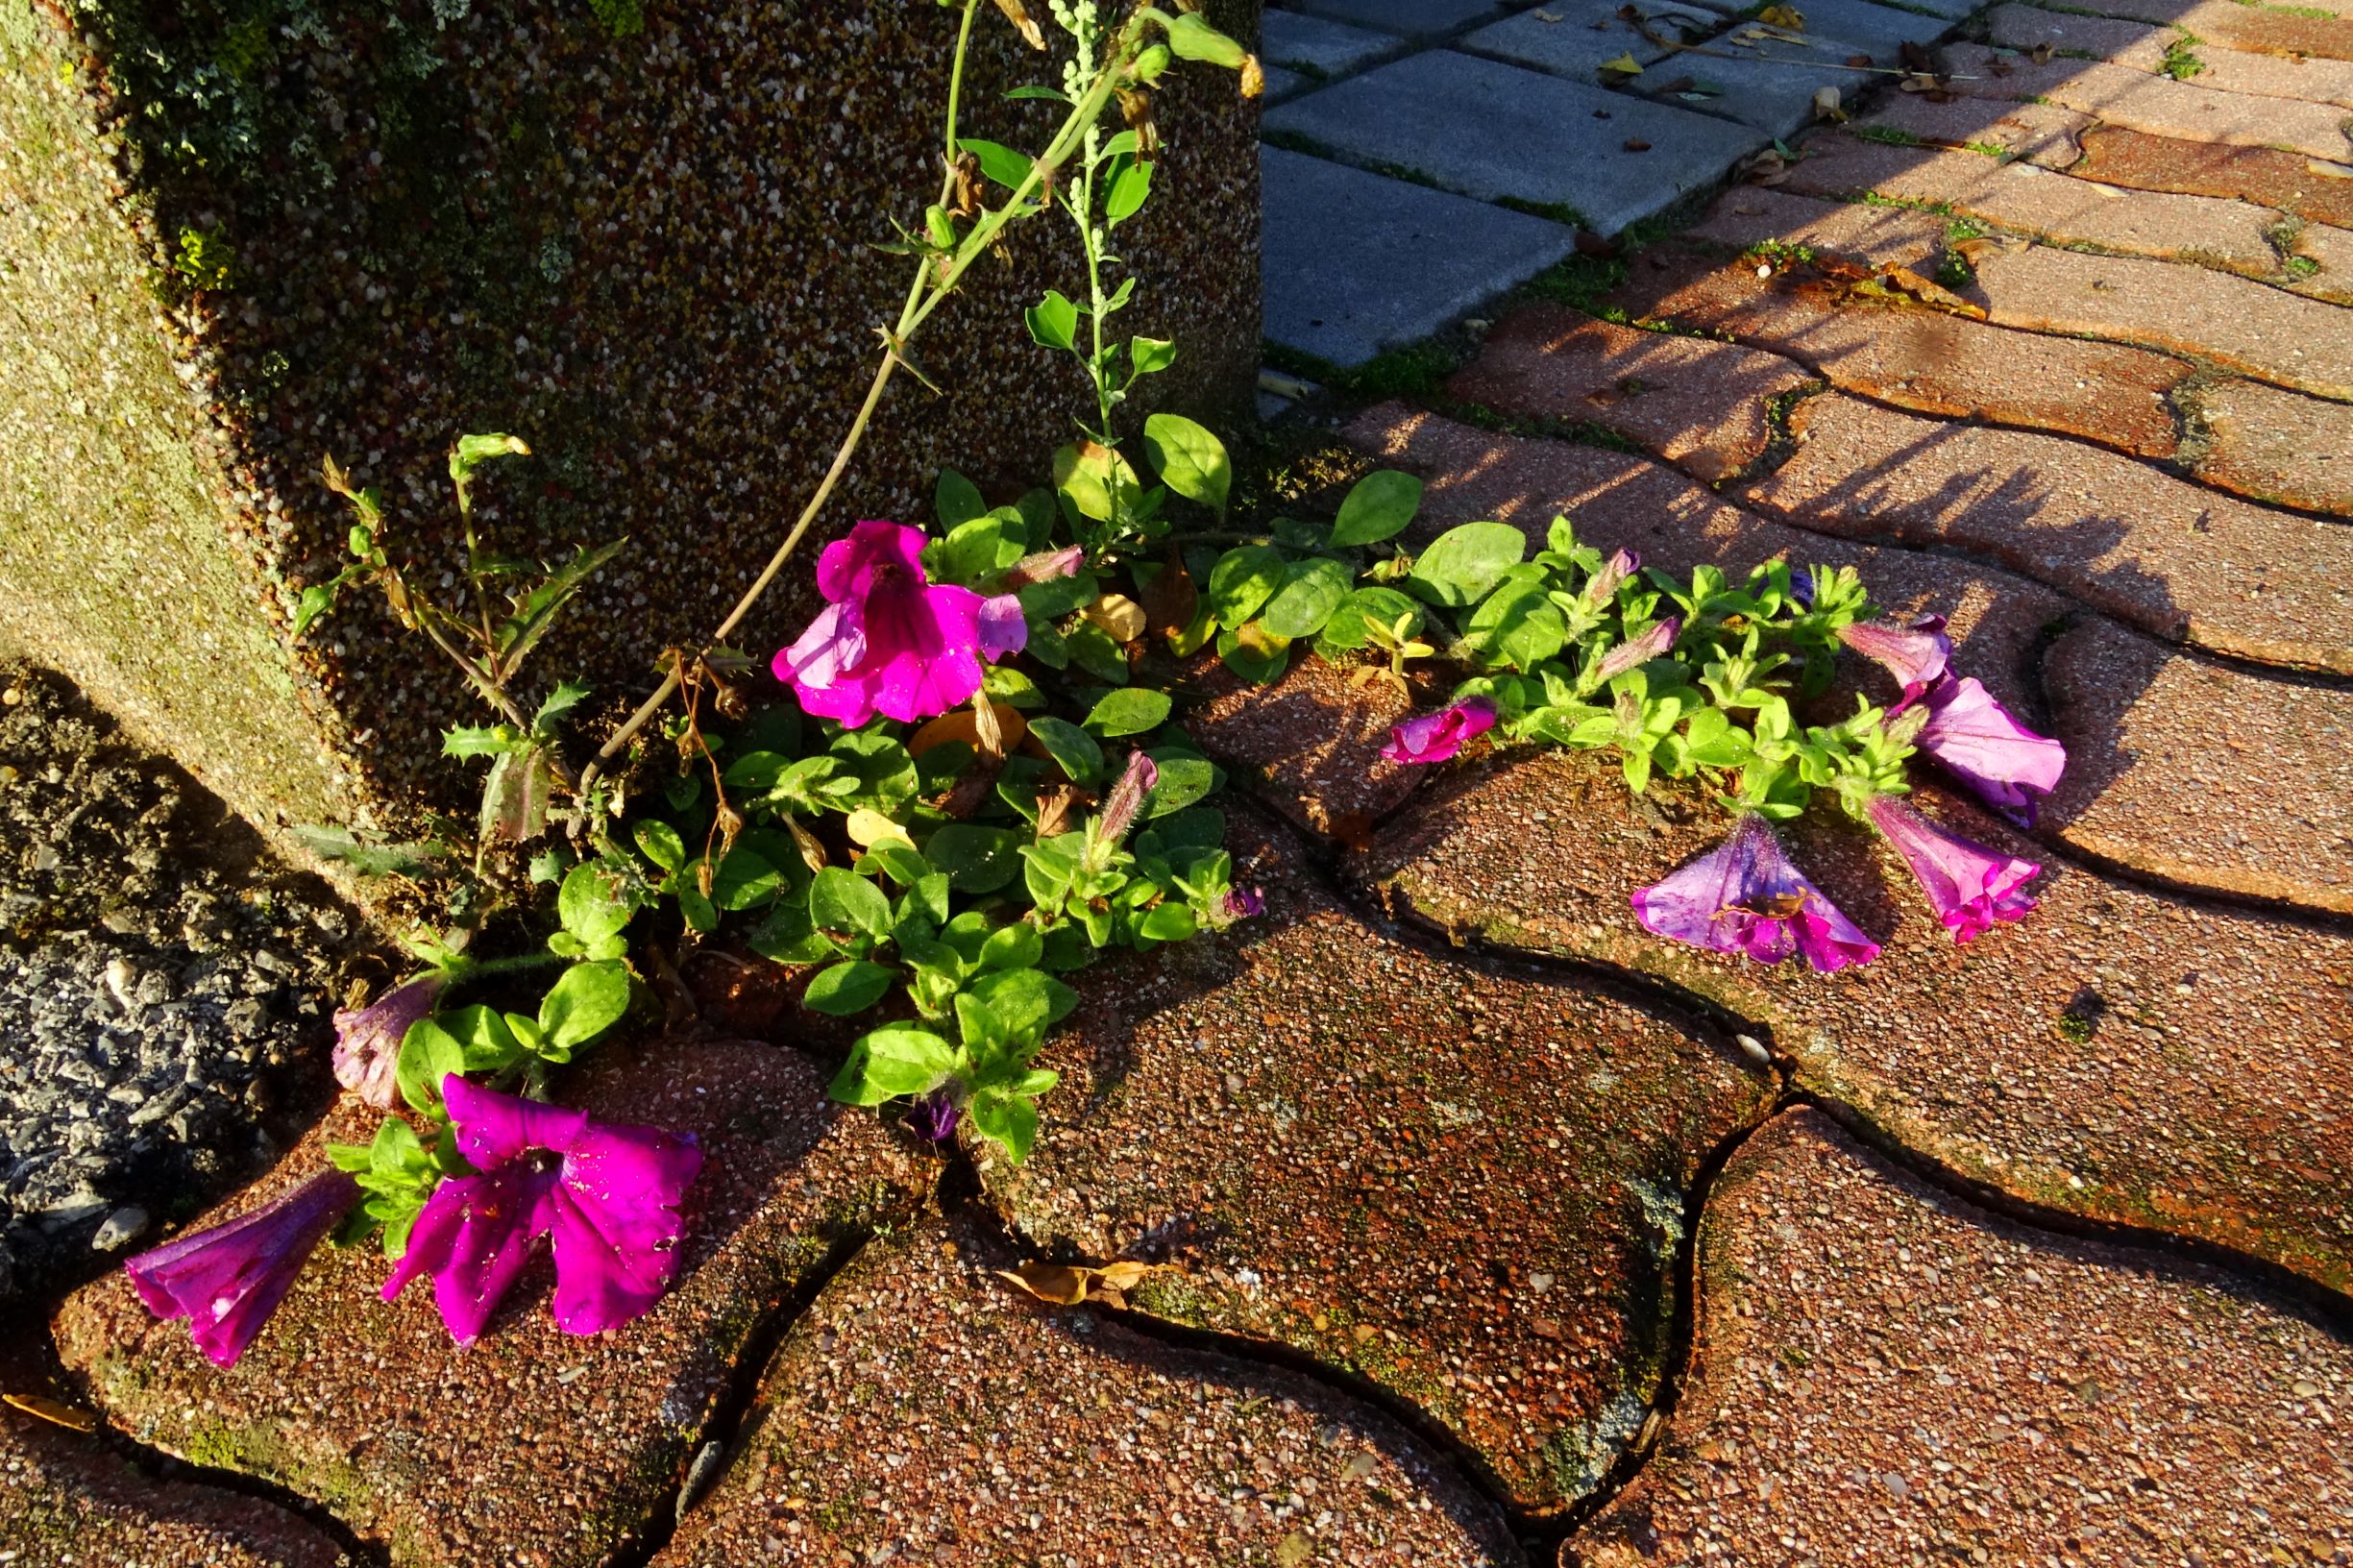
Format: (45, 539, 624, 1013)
(992, 0, 1046, 49)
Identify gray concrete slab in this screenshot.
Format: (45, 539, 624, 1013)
(1462, 0, 1723, 82)
(1764, 0, 1953, 58)
(1261, 147, 1581, 367)
(1263, 63, 1312, 99)
(1262, 9, 1402, 77)
(1279, 0, 1516, 37)
(1650, 22, 1903, 135)
(1881, 0, 1973, 18)
(1262, 50, 1764, 233)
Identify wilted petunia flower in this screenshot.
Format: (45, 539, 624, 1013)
(1223, 886, 1265, 920)
(773, 520, 1025, 728)
(1837, 614, 1950, 710)
(1914, 676, 2067, 825)
(1630, 814, 1879, 971)
(1591, 617, 1682, 687)
(1000, 545, 1085, 588)
(1381, 697, 1499, 766)
(382, 1076, 702, 1345)
(125, 1171, 362, 1367)
(1866, 795, 2041, 943)
(907, 1090, 961, 1145)
(1583, 548, 1640, 604)
(1787, 567, 1816, 611)
(331, 974, 444, 1111)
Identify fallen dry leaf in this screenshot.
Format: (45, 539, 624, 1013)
(1624, 136, 1653, 151)
(1600, 50, 1644, 77)
(1900, 39, 1933, 71)
(1878, 263, 1990, 318)
(1812, 85, 1846, 122)
(2309, 158, 2353, 181)
(1575, 230, 1623, 258)
(846, 807, 917, 851)
(1083, 592, 1147, 643)
(1845, 52, 1873, 65)
(1757, 3, 1804, 27)
(2029, 40, 2053, 63)
(998, 1259, 1169, 1306)
(1735, 146, 1794, 185)
(909, 703, 1029, 758)
(3, 1392, 96, 1433)
(1654, 73, 1697, 92)
(1987, 54, 2014, 76)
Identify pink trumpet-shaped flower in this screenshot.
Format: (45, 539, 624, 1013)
(1866, 795, 2042, 943)
(331, 974, 443, 1111)
(1584, 549, 1640, 604)
(1837, 614, 1950, 710)
(1381, 697, 1499, 766)
(125, 1172, 362, 1367)
(774, 521, 1026, 728)
(1591, 617, 1682, 687)
(1915, 676, 2068, 825)
(1631, 814, 1880, 971)
(382, 1077, 701, 1345)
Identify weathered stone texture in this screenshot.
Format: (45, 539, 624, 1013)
(0, 0, 1261, 841)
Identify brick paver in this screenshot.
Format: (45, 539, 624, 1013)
(1574, 1109, 2353, 1567)
(1985, 2, 2353, 107)
(1943, 46, 2353, 160)
(2037, 0, 2353, 61)
(1679, 185, 1947, 268)
(1851, 94, 2095, 167)
(2190, 375, 2353, 512)
(2073, 125, 2353, 231)
(1604, 242, 2193, 459)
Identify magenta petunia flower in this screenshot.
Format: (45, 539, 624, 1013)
(1381, 697, 1499, 766)
(1630, 814, 1879, 971)
(331, 974, 443, 1111)
(125, 1171, 362, 1367)
(907, 1090, 961, 1145)
(1591, 617, 1682, 687)
(774, 521, 1025, 728)
(1914, 676, 2067, 825)
(1223, 886, 1264, 920)
(382, 1076, 702, 1345)
(1866, 795, 2041, 943)
(1837, 614, 1950, 710)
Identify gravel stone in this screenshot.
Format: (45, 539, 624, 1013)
(0, 663, 343, 1304)
(55, 1040, 930, 1568)
(654, 1213, 1526, 1566)
(987, 806, 1774, 1512)
(1575, 1109, 2353, 1566)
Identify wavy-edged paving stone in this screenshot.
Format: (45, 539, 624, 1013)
(1985, 2, 2353, 108)
(1284, 0, 1515, 37)
(1444, 306, 1816, 480)
(0, 1404, 353, 1566)
(1942, 45, 2353, 162)
(52, 1040, 929, 1568)
(1262, 52, 1763, 236)
(1970, 242, 2353, 400)
(1572, 1108, 2353, 1568)
(1185, 649, 1425, 838)
(2040, 617, 2353, 914)
(1361, 754, 2353, 1293)
(1780, 133, 2292, 278)
(1743, 394, 2353, 672)
(985, 806, 1773, 1514)
(2289, 217, 2353, 306)
(1679, 185, 1949, 268)
(653, 1212, 1523, 1567)
(2073, 125, 2353, 232)
(1850, 95, 2095, 168)
(2190, 375, 2353, 513)
(1604, 242, 2190, 459)
(2033, 0, 2353, 61)
(1341, 405, 2071, 720)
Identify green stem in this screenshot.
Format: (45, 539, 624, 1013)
(448, 951, 568, 980)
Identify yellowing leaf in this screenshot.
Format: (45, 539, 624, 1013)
(846, 809, 914, 851)
(1811, 85, 1846, 122)
(908, 704, 1028, 758)
(1083, 592, 1148, 643)
(998, 1262, 1091, 1305)
(1758, 4, 1804, 28)
(4, 1392, 95, 1433)
(1600, 51, 1644, 76)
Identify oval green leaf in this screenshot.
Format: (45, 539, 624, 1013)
(1407, 521, 1528, 608)
(1141, 413, 1231, 513)
(1330, 470, 1424, 548)
(1258, 557, 1353, 640)
(1083, 687, 1172, 738)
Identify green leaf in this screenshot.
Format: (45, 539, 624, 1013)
(450, 431, 530, 486)
(967, 1091, 1041, 1164)
(395, 1018, 466, 1115)
(1130, 335, 1178, 377)
(1026, 289, 1080, 352)
(1214, 625, 1290, 684)
(809, 866, 894, 941)
(289, 826, 446, 881)
(559, 862, 638, 945)
(958, 136, 1034, 190)
(1027, 717, 1105, 786)
(1409, 522, 1528, 608)
(1105, 154, 1153, 224)
(633, 821, 687, 873)
(539, 960, 632, 1053)
(1330, 471, 1424, 548)
(1052, 443, 1140, 525)
(1141, 414, 1232, 513)
(1003, 84, 1069, 102)
(827, 730, 919, 812)
(495, 539, 626, 674)
(292, 583, 336, 639)
(748, 903, 833, 966)
(924, 512, 1026, 588)
(1161, 9, 1247, 66)
(1083, 687, 1172, 738)
(1152, 806, 1226, 850)
(829, 1024, 957, 1105)
(712, 846, 784, 911)
(442, 725, 523, 760)
(935, 468, 987, 529)
(439, 1004, 525, 1072)
(968, 965, 1079, 1040)
(1138, 903, 1198, 943)
(532, 679, 593, 737)
(804, 960, 898, 1017)
(923, 823, 1023, 894)
(979, 921, 1043, 972)
(1206, 545, 1285, 625)
(1143, 751, 1222, 817)
(1466, 573, 1568, 670)
(478, 746, 554, 845)
(1259, 557, 1353, 641)
(1312, 586, 1425, 655)
(1066, 621, 1131, 685)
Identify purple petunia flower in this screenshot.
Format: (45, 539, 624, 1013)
(1591, 617, 1682, 687)
(773, 521, 1025, 728)
(1837, 614, 1950, 710)
(1787, 567, 1816, 611)
(382, 1076, 702, 1345)
(1223, 886, 1264, 920)
(907, 1090, 961, 1145)
(1584, 549, 1640, 604)
(1866, 795, 2042, 943)
(331, 975, 444, 1111)
(1914, 676, 2068, 825)
(1630, 814, 1880, 971)
(124, 1171, 362, 1367)
(1381, 697, 1499, 766)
